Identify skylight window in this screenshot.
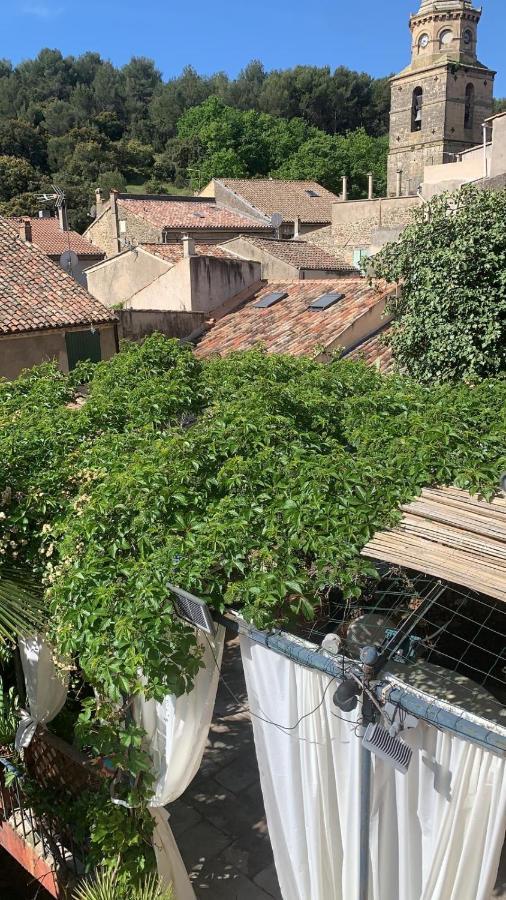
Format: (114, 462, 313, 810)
(254, 291, 288, 309)
(309, 291, 345, 311)
(305, 189, 320, 197)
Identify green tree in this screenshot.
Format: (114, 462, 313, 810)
(190, 148, 247, 188)
(149, 66, 212, 148)
(0, 156, 39, 201)
(274, 132, 348, 193)
(0, 119, 47, 168)
(373, 186, 506, 382)
(97, 170, 127, 198)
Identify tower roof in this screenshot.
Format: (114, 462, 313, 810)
(416, 0, 473, 10)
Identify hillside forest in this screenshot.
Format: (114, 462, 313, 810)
(0, 51, 395, 230)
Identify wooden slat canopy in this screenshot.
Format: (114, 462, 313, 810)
(362, 486, 506, 603)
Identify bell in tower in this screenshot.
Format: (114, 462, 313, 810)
(386, 0, 495, 197)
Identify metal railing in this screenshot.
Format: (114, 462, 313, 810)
(0, 755, 87, 881)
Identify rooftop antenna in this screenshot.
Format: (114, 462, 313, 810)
(37, 185, 74, 276)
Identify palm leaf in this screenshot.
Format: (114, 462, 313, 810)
(73, 870, 174, 900)
(0, 567, 45, 644)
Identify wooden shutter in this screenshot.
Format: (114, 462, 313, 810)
(65, 329, 102, 370)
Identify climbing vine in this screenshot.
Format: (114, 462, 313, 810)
(374, 186, 506, 383)
(1, 335, 505, 877)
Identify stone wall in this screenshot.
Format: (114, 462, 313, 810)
(314, 197, 422, 262)
(85, 207, 118, 258)
(388, 62, 494, 196)
(118, 309, 206, 342)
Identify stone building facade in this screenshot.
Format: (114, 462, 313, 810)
(387, 0, 494, 196)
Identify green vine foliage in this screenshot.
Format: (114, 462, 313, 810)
(373, 186, 506, 383)
(1, 335, 505, 874)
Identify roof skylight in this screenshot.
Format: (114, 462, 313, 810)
(309, 291, 345, 311)
(254, 291, 288, 309)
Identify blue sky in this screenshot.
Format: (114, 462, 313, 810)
(2, 0, 505, 95)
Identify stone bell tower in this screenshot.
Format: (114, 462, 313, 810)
(387, 0, 495, 196)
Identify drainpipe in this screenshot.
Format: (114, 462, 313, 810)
(341, 176, 348, 202)
(396, 169, 403, 198)
(367, 172, 374, 201)
(482, 122, 488, 178)
(109, 189, 120, 253)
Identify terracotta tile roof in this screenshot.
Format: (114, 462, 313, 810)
(119, 198, 272, 232)
(6, 217, 104, 259)
(343, 326, 394, 373)
(140, 243, 229, 262)
(217, 180, 339, 224)
(0, 217, 116, 335)
(195, 278, 394, 359)
(224, 235, 354, 272)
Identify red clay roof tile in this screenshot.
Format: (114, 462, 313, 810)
(216, 180, 339, 224)
(343, 327, 394, 373)
(6, 217, 104, 259)
(0, 217, 116, 335)
(195, 278, 394, 360)
(224, 235, 354, 271)
(119, 198, 272, 231)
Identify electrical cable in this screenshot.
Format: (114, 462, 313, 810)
(203, 632, 360, 743)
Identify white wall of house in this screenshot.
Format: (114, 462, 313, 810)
(124, 255, 261, 313)
(86, 248, 171, 308)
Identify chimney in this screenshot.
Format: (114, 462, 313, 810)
(396, 169, 403, 198)
(95, 188, 104, 218)
(182, 234, 196, 258)
(109, 189, 120, 253)
(58, 204, 69, 232)
(18, 218, 32, 243)
(367, 172, 374, 201)
(341, 176, 348, 202)
(294, 217, 301, 239)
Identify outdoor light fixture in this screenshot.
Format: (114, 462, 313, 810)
(167, 583, 215, 635)
(333, 677, 361, 712)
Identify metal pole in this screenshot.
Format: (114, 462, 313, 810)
(359, 736, 372, 900)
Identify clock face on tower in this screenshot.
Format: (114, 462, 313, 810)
(419, 33, 430, 48)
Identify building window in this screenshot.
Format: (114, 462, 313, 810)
(439, 29, 453, 49)
(464, 83, 475, 129)
(411, 87, 423, 132)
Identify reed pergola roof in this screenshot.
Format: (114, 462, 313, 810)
(362, 487, 506, 603)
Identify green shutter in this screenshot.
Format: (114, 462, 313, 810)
(65, 330, 102, 370)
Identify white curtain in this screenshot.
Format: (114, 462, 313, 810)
(15, 635, 68, 750)
(240, 635, 506, 900)
(134, 626, 225, 900)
